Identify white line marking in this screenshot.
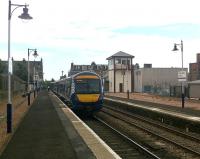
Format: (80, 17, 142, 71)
(53, 94, 121, 159)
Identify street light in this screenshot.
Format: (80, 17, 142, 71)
(7, 0, 32, 133)
(27, 48, 37, 105)
(172, 40, 185, 108)
(33, 51, 39, 98)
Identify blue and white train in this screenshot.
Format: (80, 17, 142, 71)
(53, 71, 104, 114)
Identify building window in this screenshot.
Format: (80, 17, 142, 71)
(115, 58, 121, 64)
(108, 60, 113, 65)
(122, 60, 126, 65)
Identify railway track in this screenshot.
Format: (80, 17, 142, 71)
(54, 92, 156, 158)
(98, 104, 200, 158)
(83, 116, 160, 159)
(54, 92, 200, 158)
(54, 92, 159, 158)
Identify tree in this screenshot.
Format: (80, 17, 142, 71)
(13, 62, 28, 81)
(0, 60, 7, 74)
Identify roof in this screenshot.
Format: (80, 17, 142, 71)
(106, 51, 134, 60)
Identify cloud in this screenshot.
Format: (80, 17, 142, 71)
(1, 0, 200, 80)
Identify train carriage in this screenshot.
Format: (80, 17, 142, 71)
(54, 71, 103, 114)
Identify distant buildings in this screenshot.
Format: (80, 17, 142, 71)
(188, 80, 200, 98)
(0, 58, 43, 84)
(68, 62, 109, 91)
(68, 51, 189, 95)
(29, 59, 44, 84)
(134, 64, 188, 96)
(188, 53, 200, 81)
(68, 62, 108, 77)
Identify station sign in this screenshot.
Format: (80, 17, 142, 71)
(178, 71, 186, 82)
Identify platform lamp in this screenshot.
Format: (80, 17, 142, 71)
(27, 48, 37, 105)
(172, 40, 185, 108)
(33, 51, 38, 98)
(7, 0, 32, 133)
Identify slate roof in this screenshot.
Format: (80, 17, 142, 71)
(106, 51, 134, 60)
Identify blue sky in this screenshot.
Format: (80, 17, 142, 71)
(1, 0, 200, 80)
(114, 23, 200, 38)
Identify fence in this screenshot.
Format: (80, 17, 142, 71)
(142, 84, 189, 98)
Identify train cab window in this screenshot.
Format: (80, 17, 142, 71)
(75, 79, 100, 94)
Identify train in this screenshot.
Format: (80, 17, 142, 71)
(52, 71, 104, 114)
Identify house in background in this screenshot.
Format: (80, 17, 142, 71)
(106, 51, 134, 93)
(0, 58, 43, 84)
(188, 53, 200, 81)
(188, 80, 200, 98)
(68, 62, 109, 91)
(187, 53, 200, 98)
(0, 58, 43, 95)
(67, 52, 200, 98)
(14, 58, 44, 88)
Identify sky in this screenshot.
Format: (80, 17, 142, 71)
(1, 0, 200, 80)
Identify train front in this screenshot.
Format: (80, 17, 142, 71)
(71, 73, 103, 114)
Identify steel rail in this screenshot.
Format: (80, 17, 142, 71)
(94, 116, 161, 159)
(104, 104, 200, 142)
(101, 107, 200, 156)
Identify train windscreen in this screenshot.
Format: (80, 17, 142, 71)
(75, 79, 100, 94)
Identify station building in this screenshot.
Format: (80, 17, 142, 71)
(188, 53, 200, 81)
(67, 51, 200, 98)
(134, 64, 188, 96)
(106, 51, 135, 93)
(187, 53, 200, 98)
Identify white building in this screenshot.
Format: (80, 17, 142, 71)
(134, 64, 188, 96)
(106, 51, 134, 93)
(188, 80, 200, 98)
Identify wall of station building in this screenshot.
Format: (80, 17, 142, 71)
(108, 70, 132, 93)
(188, 80, 200, 98)
(134, 68, 188, 95)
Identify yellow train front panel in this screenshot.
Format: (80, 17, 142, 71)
(77, 94, 100, 103)
(75, 75, 99, 79)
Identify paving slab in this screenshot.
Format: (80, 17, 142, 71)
(0, 91, 95, 159)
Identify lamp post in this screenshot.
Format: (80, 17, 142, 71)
(126, 58, 129, 99)
(7, 0, 32, 133)
(27, 48, 37, 105)
(172, 40, 185, 108)
(33, 51, 38, 98)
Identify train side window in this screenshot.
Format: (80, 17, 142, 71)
(66, 79, 71, 96)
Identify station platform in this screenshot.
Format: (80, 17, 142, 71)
(104, 93, 200, 133)
(105, 93, 200, 117)
(0, 91, 120, 159)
